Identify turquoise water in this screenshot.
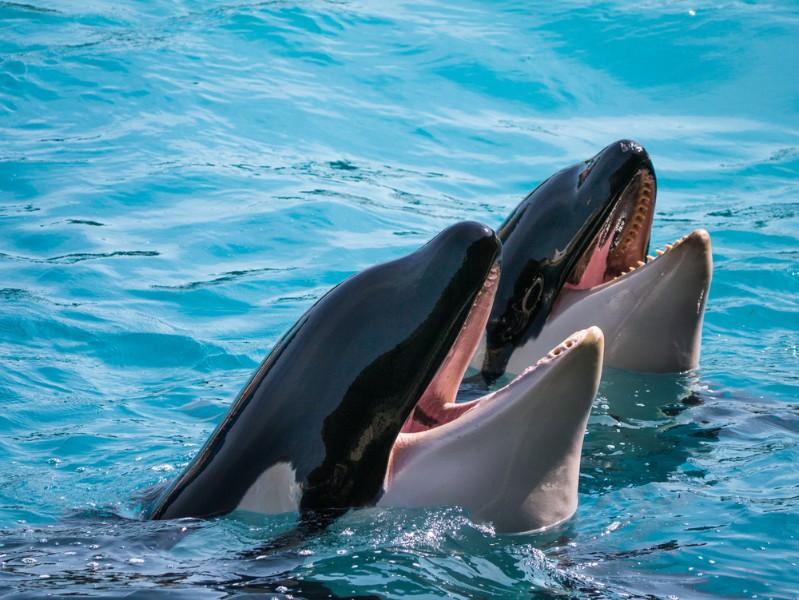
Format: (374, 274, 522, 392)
(1, 0, 798, 597)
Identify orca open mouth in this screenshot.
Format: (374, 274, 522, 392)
(401, 264, 501, 434)
(398, 249, 595, 437)
(388, 327, 601, 482)
(598, 229, 711, 287)
(565, 167, 656, 290)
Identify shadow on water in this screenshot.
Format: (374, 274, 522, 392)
(0, 497, 675, 599)
(460, 367, 722, 495)
(0, 512, 382, 599)
(580, 369, 720, 494)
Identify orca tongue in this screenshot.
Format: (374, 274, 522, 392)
(563, 228, 614, 290)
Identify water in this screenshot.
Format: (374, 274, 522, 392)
(1, 0, 797, 597)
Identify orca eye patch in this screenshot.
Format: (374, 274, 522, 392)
(522, 276, 543, 314)
(578, 160, 595, 186)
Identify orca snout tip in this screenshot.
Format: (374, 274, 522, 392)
(684, 228, 713, 286)
(563, 326, 604, 366)
(561, 326, 604, 353)
(616, 138, 647, 157)
(455, 220, 496, 240)
(658, 228, 713, 280)
(685, 227, 711, 249)
(579, 325, 604, 348)
(447, 220, 501, 257)
(594, 139, 653, 174)
(529, 326, 604, 373)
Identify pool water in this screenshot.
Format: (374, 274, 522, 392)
(1, 1, 798, 597)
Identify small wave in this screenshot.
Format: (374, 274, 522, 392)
(66, 219, 106, 227)
(0, 2, 61, 15)
(0, 288, 32, 301)
(151, 266, 296, 290)
(0, 250, 159, 264)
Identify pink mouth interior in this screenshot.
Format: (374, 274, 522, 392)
(564, 169, 655, 290)
(394, 169, 654, 440)
(400, 264, 500, 434)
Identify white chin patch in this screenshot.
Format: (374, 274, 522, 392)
(237, 462, 301, 515)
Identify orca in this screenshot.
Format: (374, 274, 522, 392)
(380, 326, 603, 533)
(472, 139, 711, 380)
(146, 221, 501, 523)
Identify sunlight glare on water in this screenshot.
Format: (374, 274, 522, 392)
(1, 0, 798, 597)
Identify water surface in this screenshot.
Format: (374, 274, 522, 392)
(1, 1, 798, 597)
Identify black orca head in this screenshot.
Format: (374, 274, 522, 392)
(147, 221, 500, 521)
(481, 139, 656, 382)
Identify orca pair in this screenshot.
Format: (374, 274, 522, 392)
(145, 140, 712, 534)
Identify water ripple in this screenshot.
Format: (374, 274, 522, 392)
(151, 266, 296, 291)
(1, 0, 798, 597)
(0, 250, 159, 264)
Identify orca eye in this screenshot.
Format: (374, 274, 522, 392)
(579, 158, 596, 186)
(522, 277, 543, 314)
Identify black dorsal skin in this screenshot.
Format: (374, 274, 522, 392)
(481, 139, 655, 382)
(147, 221, 500, 521)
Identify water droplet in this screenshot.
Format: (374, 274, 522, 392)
(608, 521, 621, 532)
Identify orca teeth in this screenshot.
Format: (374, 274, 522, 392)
(522, 331, 582, 373)
(608, 232, 695, 282)
(612, 169, 654, 267)
(457, 264, 500, 335)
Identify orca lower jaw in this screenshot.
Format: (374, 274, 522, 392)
(566, 167, 656, 290)
(382, 327, 604, 533)
(520, 229, 712, 374)
(583, 228, 711, 291)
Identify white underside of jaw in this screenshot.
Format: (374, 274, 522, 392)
(381, 327, 604, 534)
(236, 462, 302, 516)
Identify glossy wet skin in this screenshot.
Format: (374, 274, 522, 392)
(481, 139, 656, 382)
(147, 221, 500, 521)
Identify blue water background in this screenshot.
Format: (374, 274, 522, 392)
(1, 1, 798, 597)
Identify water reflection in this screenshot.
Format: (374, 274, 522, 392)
(581, 369, 718, 493)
